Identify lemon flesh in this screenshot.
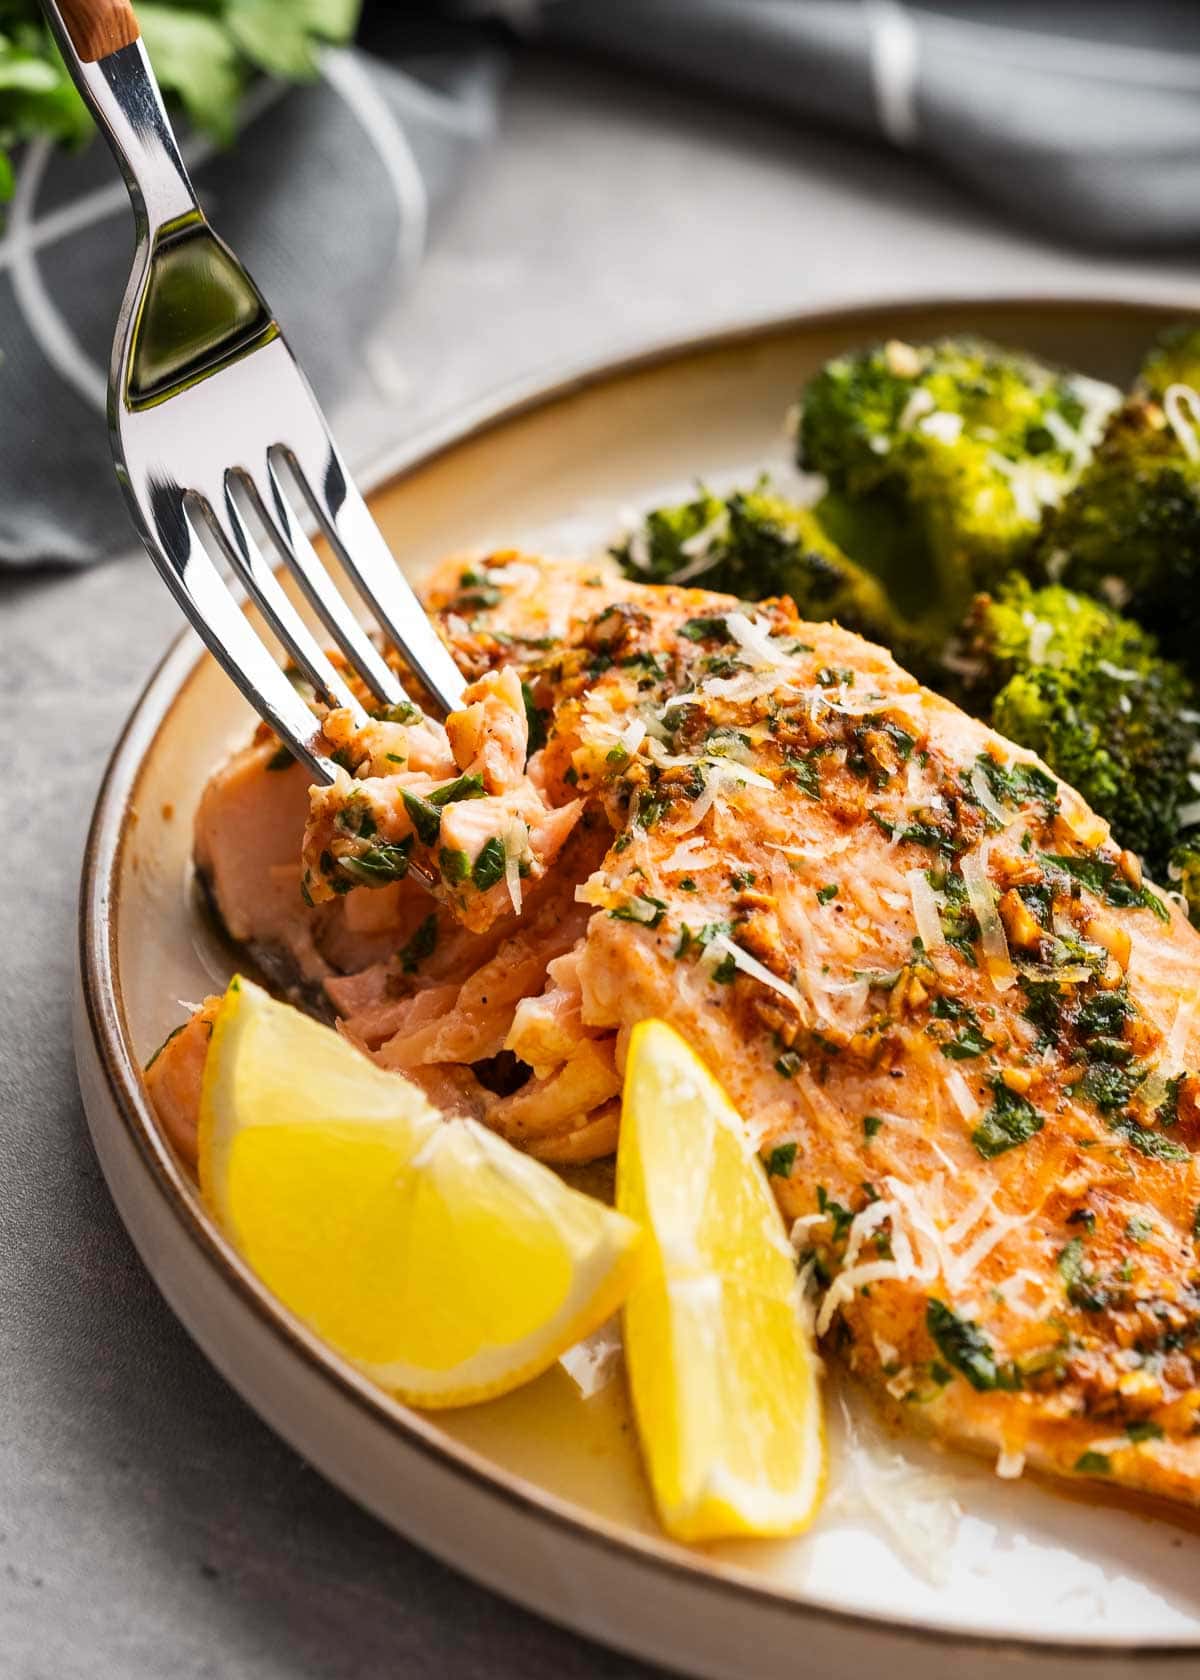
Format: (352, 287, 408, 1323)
(617, 1019, 825, 1542)
(198, 978, 641, 1407)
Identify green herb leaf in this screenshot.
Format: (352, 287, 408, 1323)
(1079, 1061, 1139, 1114)
(521, 681, 548, 758)
(784, 754, 822, 801)
(428, 771, 486, 808)
(373, 699, 420, 725)
(679, 615, 733, 643)
(972, 1081, 1043, 1159)
(1057, 1236, 1109, 1312)
(471, 836, 507, 892)
(941, 1023, 994, 1060)
(926, 1299, 1011, 1392)
(1074, 1451, 1111, 1475)
(401, 790, 442, 847)
(1108, 1115, 1191, 1163)
(337, 838, 413, 886)
(610, 894, 667, 929)
(1041, 852, 1168, 920)
(765, 1142, 797, 1178)
(439, 847, 469, 885)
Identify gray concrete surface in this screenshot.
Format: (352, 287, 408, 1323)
(3, 48, 1199, 1680)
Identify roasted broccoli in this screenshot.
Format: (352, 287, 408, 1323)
(1041, 330, 1200, 670)
(1137, 323, 1200, 401)
(958, 574, 1199, 876)
(796, 337, 1120, 622)
(612, 482, 896, 645)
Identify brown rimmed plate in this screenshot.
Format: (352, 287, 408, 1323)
(77, 296, 1200, 1680)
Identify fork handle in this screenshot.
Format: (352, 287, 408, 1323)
(40, 0, 198, 235)
(56, 0, 138, 60)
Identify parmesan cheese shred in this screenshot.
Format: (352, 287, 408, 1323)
(960, 842, 1015, 991)
(807, 1175, 1032, 1339)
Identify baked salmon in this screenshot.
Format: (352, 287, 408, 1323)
(152, 549, 1200, 1508)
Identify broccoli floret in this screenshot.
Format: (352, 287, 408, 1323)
(959, 575, 1198, 875)
(1042, 331, 1200, 669)
(797, 337, 1120, 619)
(612, 482, 896, 644)
(1137, 324, 1200, 400)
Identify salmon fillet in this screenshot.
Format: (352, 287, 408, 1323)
(156, 549, 1200, 1508)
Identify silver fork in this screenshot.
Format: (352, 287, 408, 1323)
(42, 0, 466, 789)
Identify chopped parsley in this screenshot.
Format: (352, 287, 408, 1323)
(766, 1142, 797, 1178)
(428, 771, 486, 808)
(401, 790, 442, 846)
(521, 681, 548, 757)
(1074, 1451, 1111, 1475)
(1041, 852, 1169, 922)
(940, 1022, 994, 1061)
(1079, 1062, 1139, 1114)
(439, 847, 469, 884)
(611, 894, 667, 929)
(784, 753, 822, 800)
(931, 869, 979, 964)
(926, 1298, 1016, 1392)
(1155, 1073, 1184, 1128)
(1057, 1236, 1108, 1312)
(817, 1185, 854, 1241)
(897, 818, 959, 857)
(971, 1080, 1043, 1159)
(679, 615, 734, 643)
(373, 699, 421, 725)
(816, 883, 839, 905)
(973, 753, 1059, 820)
(337, 838, 413, 886)
(863, 1114, 884, 1139)
(1108, 1115, 1191, 1163)
(471, 836, 507, 892)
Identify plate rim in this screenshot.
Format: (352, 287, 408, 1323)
(77, 289, 1200, 1663)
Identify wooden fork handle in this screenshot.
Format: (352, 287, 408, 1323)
(56, 0, 139, 62)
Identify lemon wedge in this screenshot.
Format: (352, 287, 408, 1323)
(616, 1019, 825, 1542)
(198, 977, 642, 1407)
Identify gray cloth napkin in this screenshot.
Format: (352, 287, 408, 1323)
(522, 0, 1200, 249)
(0, 42, 501, 569)
(7, 1, 1200, 569)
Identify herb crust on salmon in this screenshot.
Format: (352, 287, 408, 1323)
(148, 549, 1200, 1510)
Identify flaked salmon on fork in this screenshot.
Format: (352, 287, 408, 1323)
(151, 550, 1200, 1510)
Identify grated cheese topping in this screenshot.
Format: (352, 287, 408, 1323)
(960, 841, 1015, 991)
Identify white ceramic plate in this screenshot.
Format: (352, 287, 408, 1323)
(77, 297, 1200, 1680)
